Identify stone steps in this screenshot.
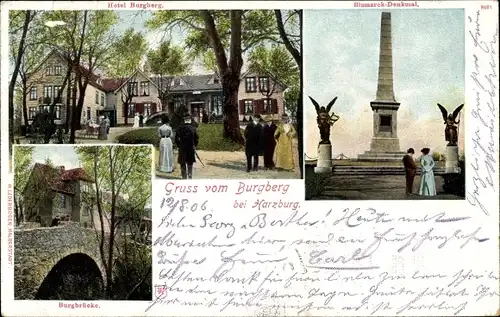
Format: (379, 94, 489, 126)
(332, 166, 447, 176)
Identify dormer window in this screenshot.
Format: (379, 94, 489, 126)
(213, 77, 220, 84)
(128, 82, 138, 96)
(140, 81, 150, 96)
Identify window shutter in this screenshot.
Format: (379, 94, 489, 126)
(271, 99, 278, 114)
(123, 103, 128, 117)
(239, 100, 245, 114)
(152, 102, 157, 113)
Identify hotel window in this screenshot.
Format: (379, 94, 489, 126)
(173, 96, 183, 109)
(53, 85, 62, 102)
(128, 103, 135, 118)
(259, 77, 269, 92)
(144, 103, 152, 116)
(54, 65, 62, 75)
(29, 87, 37, 100)
(61, 194, 66, 208)
(263, 98, 272, 113)
(28, 107, 37, 120)
(54, 105, 61, 120)
(100, 93, 105, 106)
(140, 81, 150, 96)
(95, 91, 99, 104)
(45, 65, 53, 75)
(129, 82, 138, 96)
(245, 77, 256, 93)
(83, 205, 90, 216)
(211, 95, 223, 116)
(43, 86, 52, 98)
(244, 100, 254, 114)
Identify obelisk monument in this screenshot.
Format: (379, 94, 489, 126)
(358, 12, 405, 161)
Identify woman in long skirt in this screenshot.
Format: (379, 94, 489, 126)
(274, 114, 296, 171)
(158, 116, 174, 173)
(418, 147, 437, 196)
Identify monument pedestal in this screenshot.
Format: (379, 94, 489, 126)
(314, 144, 333, 174)
(445, 145, 460, 173)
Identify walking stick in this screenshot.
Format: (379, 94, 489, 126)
(194, 148, 205, 167)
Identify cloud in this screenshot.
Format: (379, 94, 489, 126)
(304, 9, 465, 159)
(31, 146, 80, 169)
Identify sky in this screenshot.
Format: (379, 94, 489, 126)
(115, 11, 207, 74)
(32, 145, 81, 168)
(30, 144, 152, 207)
(8, 11, 207, 75)
(303, 9, 465, 159)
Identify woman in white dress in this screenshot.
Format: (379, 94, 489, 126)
(158, 116, 174, 173)
(418, 147, 437, 196)
(132, 113, 140, 128)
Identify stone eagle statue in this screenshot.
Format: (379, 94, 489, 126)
(437, 103, 464, 146)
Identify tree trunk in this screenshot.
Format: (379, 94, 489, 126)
(9, 10, 32, 151)
(69, 93, 85, 143)
(107, 148, 116, 299)
(22, 87, 29, 134)
(201, 10, 244, 145)
(222, 74, 244, 144)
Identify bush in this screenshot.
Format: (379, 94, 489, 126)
(112, 245, 152, 300)
(432, 152, 443, 161)
(117, 124, 244, 152)
(442, 158, 465, 197)
(305, 165, 327, 199)
(116, 128, 161, 148)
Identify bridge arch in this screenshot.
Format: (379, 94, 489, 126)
(35, 253, 104, 300)
(14, 223, 110, 299)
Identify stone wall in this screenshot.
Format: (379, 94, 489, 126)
(14, 222, 109, 300)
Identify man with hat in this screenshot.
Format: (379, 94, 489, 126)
(175, 113, 199, 179)
(262, 115, 277, 170)
(244, 114, 263, 172)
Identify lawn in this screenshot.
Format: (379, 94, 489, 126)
(117, 124, 244, 152)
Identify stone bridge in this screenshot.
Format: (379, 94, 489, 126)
(14, 222, 112, 300)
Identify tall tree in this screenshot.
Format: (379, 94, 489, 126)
(274, 10, 301, 68)
(43, 10, 119, 143)
(75, 145, 152, 299)
(275, 9, 303, 177)
(106, 28, 147, 125)
(147, 10, 279, 144)
(9, 11, 49, 132)
(9, 11, 37, 151)
(13, 146, 34, 225)
(147, 41, 190, 114)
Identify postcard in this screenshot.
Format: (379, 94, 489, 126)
(0, 1, 498, 316)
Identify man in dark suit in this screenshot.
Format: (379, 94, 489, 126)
(139, 113, 144, 127)
(244, 114, 263, 172)
(175, 113, 199, 179)
(402, 148, 418, 196)
(262, 116, 277, 170)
